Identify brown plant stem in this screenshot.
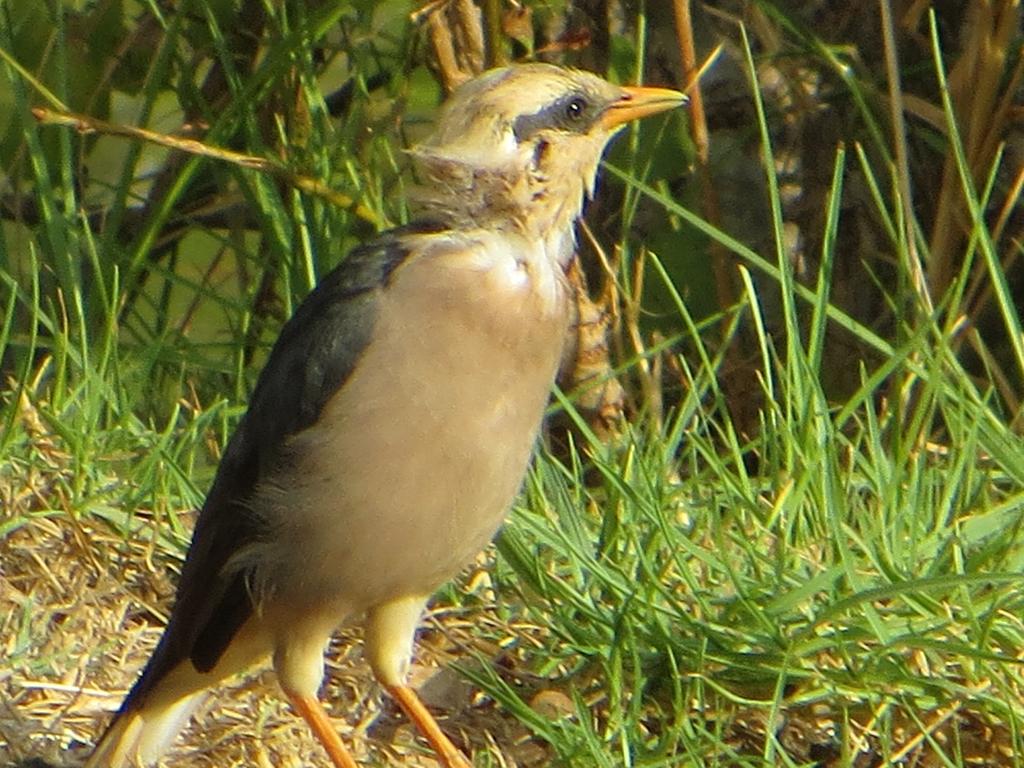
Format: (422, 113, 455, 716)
(31, 107, 377, 225)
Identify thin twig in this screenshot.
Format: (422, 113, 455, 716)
(879, 0, 933, 314)
(672, 0, 707, 163)
(671, 3, 734, 319)
(31, 107, 378, 225)
(481, 0, 508, 67)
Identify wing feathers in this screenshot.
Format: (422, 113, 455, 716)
(113, 221, 445, 715)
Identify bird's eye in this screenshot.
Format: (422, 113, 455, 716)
(565, 96, 588, 121)
(513, 94, 593, 142)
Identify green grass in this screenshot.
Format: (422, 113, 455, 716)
(3, 3, 1024, 767)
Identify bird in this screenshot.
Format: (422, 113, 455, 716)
(84, 63, 685, 768)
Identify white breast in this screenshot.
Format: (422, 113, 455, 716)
(247, 229, 572, 615)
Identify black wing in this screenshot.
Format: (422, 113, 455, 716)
(123, 220, 445, 708)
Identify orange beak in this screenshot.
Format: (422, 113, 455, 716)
(600, 85, 687, 130)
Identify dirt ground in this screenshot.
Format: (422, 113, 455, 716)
(0, 513, 550, 768)
(1, 508, 1014, 767)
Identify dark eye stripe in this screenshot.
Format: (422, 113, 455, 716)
(513, 92, 598, 142)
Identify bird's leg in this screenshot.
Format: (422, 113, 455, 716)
(286, 691, 360, 768)
(365, 596, 472, 767)
(386, 683, 473, 768)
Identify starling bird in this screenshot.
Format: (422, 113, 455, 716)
(85, 63, 685, 768)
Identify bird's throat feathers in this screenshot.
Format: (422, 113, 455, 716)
(406, 64, 656, 259)
(408, 143, 598, 261)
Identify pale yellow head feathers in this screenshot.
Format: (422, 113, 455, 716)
(411, 63, 686, 237)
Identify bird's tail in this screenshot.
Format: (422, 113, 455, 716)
(83, 692, 206, 768)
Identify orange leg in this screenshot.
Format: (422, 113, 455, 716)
(287, 692, 359, 768)
(387, 683, 472, 768)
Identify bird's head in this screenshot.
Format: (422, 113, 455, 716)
(410, 63, 685, 243)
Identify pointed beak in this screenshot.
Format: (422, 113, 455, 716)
(600, 85, 687, 130)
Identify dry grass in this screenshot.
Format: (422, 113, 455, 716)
(2, 416, 1021, 768)
(0, 491, 551, 768)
